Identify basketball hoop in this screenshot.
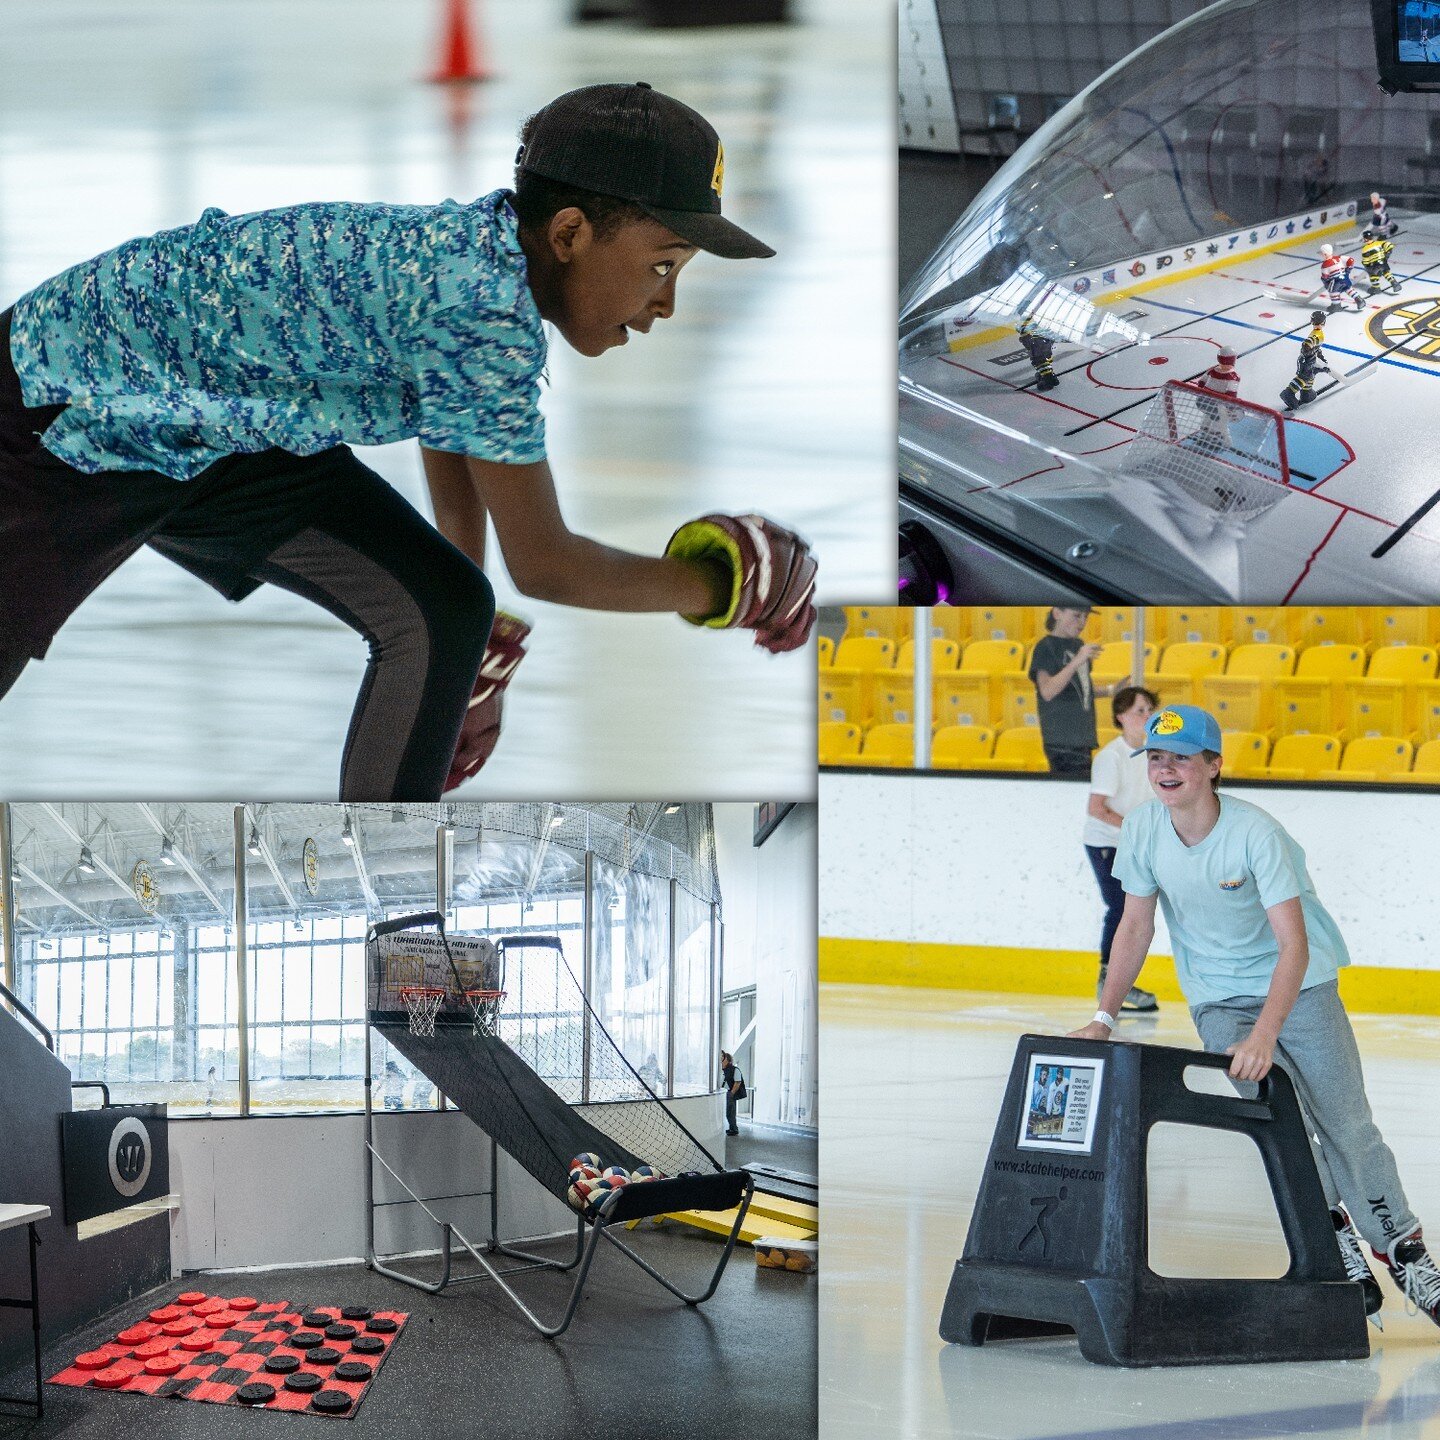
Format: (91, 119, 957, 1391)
(465, 989, 506, 1037)
(398, 986, 446, 1038)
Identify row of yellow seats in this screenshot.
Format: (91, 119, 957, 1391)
(819, 669, 1440, 748)
(819, 722, 1050, 770)
(819, 635, 1440, 686)
(819, 722, 1440, 784)
(837, 606, 1440, 651)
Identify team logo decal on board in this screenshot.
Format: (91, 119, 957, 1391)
(1367, 297, 1440, 360)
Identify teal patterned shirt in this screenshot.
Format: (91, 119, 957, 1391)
(9, 189, 547, 480)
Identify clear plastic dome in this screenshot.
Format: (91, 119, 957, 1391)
(900, 0, 1440, 602)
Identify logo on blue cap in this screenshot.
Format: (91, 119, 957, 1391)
(1134, 705, 1222, 756)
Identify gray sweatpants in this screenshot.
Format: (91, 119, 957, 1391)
(1190, 980, 1417, 1254)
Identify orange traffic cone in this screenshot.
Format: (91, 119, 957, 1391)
(428, 0, 492, 84)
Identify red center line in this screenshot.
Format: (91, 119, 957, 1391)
(1284, 511, 1346, 602)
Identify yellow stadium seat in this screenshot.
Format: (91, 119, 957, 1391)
(1221, 730, 1270, 776)
(1096, 725, 1119, 750)
(1401, 738, 1440, 782)
(818, 634, 834, 669)
(961, 638, 1026, 675)
(1230, 608, 1294, 645)
(896, 638, 961, 674)
(1294, 608, 1366, 649)
(996, 673, 1041, 732)
(970, 608, 1035, 643)
(1093, 640, 1156, 686)
(972, 726, 1049, 772)
(1226, 643, 1296, 679)
(872, 680, 917, 728)
(834, 636, 896, 672)
(930, 725, 996, 768)
(1157, 642, 1228, 704)
(1272, 678, 1344, 739)
(818, 672, 866, 727)
(1295, 644, 1366, 680)
(1199, 676, 1272, 734)
(1416, 681, 1440, 745)
(1342, 678, 1408, 740)
(818, 722, 862, 765)
(1265, 733, 1341, 781)
(1369, 609, 1440, 647)
(1159, 607, 1226, 645)
(1367, 645, 1438, 683)
(934, 673, 998, 729)
(843, 606, 910, 643)
(1338, 735, 1412, 781)
(924, 607, 969, 645)
(1095, 608, 1139, 644)
(862, 723, 914, 767)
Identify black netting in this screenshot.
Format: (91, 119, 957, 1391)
(368, 920, 733, 1218)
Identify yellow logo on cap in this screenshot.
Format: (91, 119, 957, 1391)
(711, 143, 725, 198)
(1153, 709, 1185, 736)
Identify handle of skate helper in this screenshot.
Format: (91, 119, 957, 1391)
(368, 911, 446, 940)
(494, 933, 564, 952)
(1177, 1045, 1276, 1118)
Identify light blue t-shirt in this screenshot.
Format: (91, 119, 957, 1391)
(10, 189, 547, 480)
(1113, 794, 1349, 1005)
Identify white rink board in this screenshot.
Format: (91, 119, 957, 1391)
(820, 771, 1440, 973)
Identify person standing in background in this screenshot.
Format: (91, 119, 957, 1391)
(1084, 684, 1161, 1014)
(720, 1050, 745, 1136)
(1029, 606, 1116, 777)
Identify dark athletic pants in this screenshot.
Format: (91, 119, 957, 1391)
(0, 310, 494, 799)
(1083, 843, 1126, 972)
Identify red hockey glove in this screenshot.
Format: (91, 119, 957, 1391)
(443, 612, 530, 793)
(664, 514, 817, 654)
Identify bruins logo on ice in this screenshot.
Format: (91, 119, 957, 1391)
(1366, 297, 1440, 361)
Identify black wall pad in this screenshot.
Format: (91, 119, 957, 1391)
(940, 1036, 1371, 1367)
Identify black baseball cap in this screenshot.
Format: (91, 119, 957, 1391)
(516, 82, 774, 260)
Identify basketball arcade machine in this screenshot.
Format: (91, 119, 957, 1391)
(361, 913, 754, 1338)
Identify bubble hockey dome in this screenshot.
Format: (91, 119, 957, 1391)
(900, 0, 1440, 603)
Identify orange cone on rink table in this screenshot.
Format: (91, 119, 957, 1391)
(428, 0, 491, 83)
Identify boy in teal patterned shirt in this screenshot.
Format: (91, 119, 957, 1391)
(0, 82, 816, 798)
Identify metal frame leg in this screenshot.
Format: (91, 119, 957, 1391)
(0, 1222, 43, 1419)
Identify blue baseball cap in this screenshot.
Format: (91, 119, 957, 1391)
(1133, 704, 1223, 757)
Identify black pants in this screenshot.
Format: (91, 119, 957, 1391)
(1084, 844, 1126, 973)
(1, 309, 494, 798)
(1043, 745, 1094, 778)
(725, 1090, 739, 1133)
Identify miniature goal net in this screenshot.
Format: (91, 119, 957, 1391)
(1118, 381, 1291, 521)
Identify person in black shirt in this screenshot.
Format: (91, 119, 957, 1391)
(720, 1051, 745, 1135)
(1028, 606, 1117, 777)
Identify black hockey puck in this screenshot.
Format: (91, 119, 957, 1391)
(309, 1347, 341, 1365)
(349, 1335, 385, 1355)
(263, 1354, 301, 1375)
(323, 1323, 357, 1341)
(284, 1371, 323, 1393)
(340, 1306, 372, 1321)
(302, 1311, 332, 1327)
(312, 1389, 353, 1414)
(237, 1383, 276, 1405)
(291, 1331, 324, 1349)
(364, 1316, 398, 1334)
(334, 1361, 373, 1382)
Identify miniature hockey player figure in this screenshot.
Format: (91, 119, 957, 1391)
(1280, 311, 1333, 411)
(1195, 344, 1240, 446)
(1360, 229, 1402, 295)
(1370, 192, 1400, 238)
(1318, 244, 1367, 312)
(1017, 313, 1059, 391)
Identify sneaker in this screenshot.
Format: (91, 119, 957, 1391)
(1332, 1208, 1384, 1326)
(1376, 1227, 1440, 1326)
(1097, 969, 1159, 1013)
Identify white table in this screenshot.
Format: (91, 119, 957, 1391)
(0, 1203, 49, 1419)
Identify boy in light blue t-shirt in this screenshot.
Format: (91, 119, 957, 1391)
(1069, 704, 1438, 1331)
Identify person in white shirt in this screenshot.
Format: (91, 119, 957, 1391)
(1083, 684, 1160, 1014)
